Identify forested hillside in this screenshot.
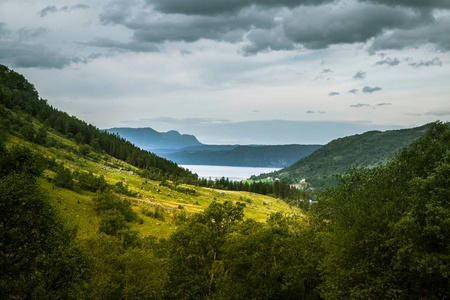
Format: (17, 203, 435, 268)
(1, 64, 448, 299)
(255, 124, 432, 189)
(0, 64, 196, 182)
(165, 144, 322, 167)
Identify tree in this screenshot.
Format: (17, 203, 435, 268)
(166, 201, 245, 299)
(0, 142, 88, 299)
(316, 121, 450, 299)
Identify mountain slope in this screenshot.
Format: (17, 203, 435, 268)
(254, 124, 432, 189)
(166, 144, 322, 167)
(106, 127, 203, 150)
(0, 64, 302, 239)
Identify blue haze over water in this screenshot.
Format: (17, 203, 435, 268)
(181, 165, 281, 181)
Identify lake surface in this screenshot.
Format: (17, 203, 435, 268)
(181, 165, 281, 181)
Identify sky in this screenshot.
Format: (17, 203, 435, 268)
(1, 0, 449, 145)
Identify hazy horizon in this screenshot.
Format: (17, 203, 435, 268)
(1, 0, 449, 145)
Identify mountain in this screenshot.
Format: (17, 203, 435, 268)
(165, 144, 322, 168)
(253, 124, 433, 189)
(106, 127, 203, 150)
(106, 127, 322, 168)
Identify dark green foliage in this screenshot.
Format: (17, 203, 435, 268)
(54, 164, 74, 189)
(0, 142, 88, 299)
(80, 234, 168, 299)
(316, 121, 450, 299)
(93, 191, 137, 222)
(75, 171, 107, 192)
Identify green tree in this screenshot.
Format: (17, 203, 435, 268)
(166, 201, 245, 299)
(316, 121, 450, 299)
(0, 142, 88, 299)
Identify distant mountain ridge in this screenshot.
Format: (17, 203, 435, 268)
(166, 144, 322, 168)
(106, 127, 203, 150)
(106, 127, 322, 168)
(253, 123, 434, 189)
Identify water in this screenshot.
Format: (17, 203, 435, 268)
(181, 165, 281, 181)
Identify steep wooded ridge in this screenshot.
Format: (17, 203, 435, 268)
(165, 144, 322, 167)
(0, 65, 195, 182)
(254, 124, 432, 188)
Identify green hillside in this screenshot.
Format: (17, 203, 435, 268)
(0, 65, 300, 238)
(254, 124, 432, 189)
(1, 65, 449, 299)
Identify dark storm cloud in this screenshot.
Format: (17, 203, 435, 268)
(280, 3, 426, 50)
(328, 92, 340, 96)
(39, 4, 89, 17)
(99, 0, 449, 55)
(353, 71, 366, 80)
(375, 57, 401, 66)
(147, 0, 334, 16)
(348, 89, 359, 94)
(362, 86, 382, 93)
(408, 57, 442, 68)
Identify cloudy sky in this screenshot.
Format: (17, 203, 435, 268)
(1, 0, 449, 144)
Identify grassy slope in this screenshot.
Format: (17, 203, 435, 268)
(6, 115, 300, 239)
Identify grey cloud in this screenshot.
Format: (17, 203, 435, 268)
(376, 102, 392, 106)
(321, 68, 332, 73)
(350, 103, 370, 108)
(353, 71, 366, 80)
(98, 0, 449, 55)
(0, 42, 75, 69)
(375, 57, 401, 66)
(328, 92, 340, 96)
(0, 23, 11, 38)
(306, 110, 326, 114)
(369, 16, 450, 52)
(39, 4, 89, 17)
(358, 0, 450, 10)
(424, 110, 450, 116)
(282, 3, 427, 50)
(147, 0, 334, 16)
(38, 5, 58, 17)
(242, 26, 295, 55)
(362, 86, 382, 93)
(86, 37, 160, 52)
(348, 89, 359, 94)
(408, 57, 442, 68)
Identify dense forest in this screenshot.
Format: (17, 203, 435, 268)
(254, 123, 432, 189)
(1, 64, 449, 299)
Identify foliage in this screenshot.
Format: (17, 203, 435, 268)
(0, 141, 88, 299)
(315, 121, 450, 299)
